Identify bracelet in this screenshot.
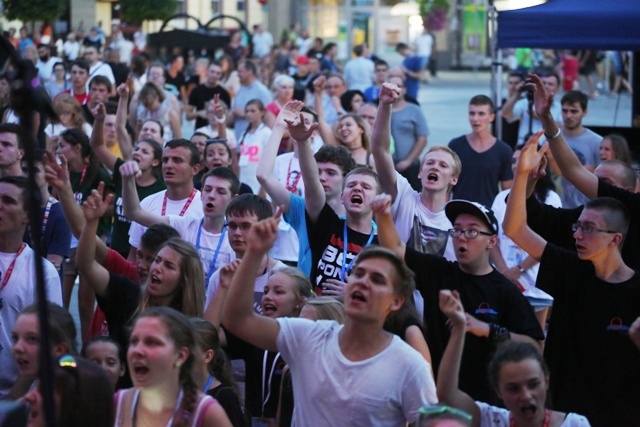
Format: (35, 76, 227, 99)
(489, 323, 511, 342)
(517, 265, 526, 274)
(545, 128, 561, 140)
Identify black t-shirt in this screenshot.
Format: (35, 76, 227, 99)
(223, 328, 284, 419)
(405, 248, 544, 404)
(207, 384, 247, 427)
(188, 84, 232, 129)
(96, 273, 141, 352)
(526, 178, 640, 270)
(537, 243, 640, 426)
(306, 204, 379, 294)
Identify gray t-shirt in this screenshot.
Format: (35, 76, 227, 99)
(560, 127, 602, 208)
(232, 80, 273, 140)
(390, 103, 429, 163)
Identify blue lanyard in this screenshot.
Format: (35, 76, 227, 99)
(195, 219, 227, 288)
(202, 374, 215, 393)
(340, 218, 377, 281)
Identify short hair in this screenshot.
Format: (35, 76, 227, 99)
(104, 101, 118, 115)
(421, 145, 463, 179)
(0, 175, 30, 214)
(584, 197, 630, 242)
(300, 105, 318, 123)
(273, 74, 294, 89)
(202, 167, 240, 195)
(53, 61, 66, 71)
(395, 42, 410, 52)
(191, 131, 210, 141)
(36, 43, 50, 50)
(560, 90, 588, 110)
(343, 166, 381, 193)
(322, 42, 337, 55)
(598, 159, 637, 189)
(352, 44, 364, 56)
(164, 138, 201, 166)
(70, 59, 90, 73)
(536, 68, 561, 86)
(139, 223, 181, 253)
(488, 341, 548, 392)
(508, 71, 525, 80)
(21, 302, 78, 355)
(238, 59, 257, 75)
(602, 134, 632, 164)
(226, 193, 273, 220)
(0, 123, 26, 149)
(374, 59, 388, 69)
(469, 94, 495, 114)
(314, 145, 356, 176)
(89, 75, 113, 93)
(340, 90, 366, 113)
(354, 246, 415, 302)
(141, 119, 164, 138)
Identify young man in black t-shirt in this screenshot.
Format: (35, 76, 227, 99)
(375, 194, 543, 404)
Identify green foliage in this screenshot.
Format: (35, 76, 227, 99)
(418, 0, 450, 15)
(120, 0, 180, 24)
(2, 0, 67, 24)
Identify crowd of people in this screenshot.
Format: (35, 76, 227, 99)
(0, 21, 638, 427)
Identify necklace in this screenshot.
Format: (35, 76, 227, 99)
(131, 387, 184, 427)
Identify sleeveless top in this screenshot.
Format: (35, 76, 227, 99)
(114, 388, 217, 427)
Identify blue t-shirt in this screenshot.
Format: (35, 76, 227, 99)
(402, 55, 423, 99)
(283, 195, 312, 276)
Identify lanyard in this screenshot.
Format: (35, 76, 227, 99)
(131, 387, 183, 427)
(27, 197, 54, 241)
(195, 219, 227, 287)
(162, 189, 196, 216)
(70, 88, 88, 105)
(0, 243, 26, 292)
(261, 351, 281, 416)
(509, 409, 551, 427)
(285, 157, 302, 194)
(73, 164, 88, 204)
(340, 219, 377, 282)
(202, 374, 214, 393)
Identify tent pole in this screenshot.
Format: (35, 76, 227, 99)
(487, 0, 502, 139)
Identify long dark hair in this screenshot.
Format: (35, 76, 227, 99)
(60, 127, 101, 191)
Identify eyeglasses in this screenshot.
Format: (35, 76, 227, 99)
(224, 221, 253, 232)
(448, 228, 494, 239)
(206, 138, 228, 145)
(417, 405, 472, 421)
(571, 223, 618, 235)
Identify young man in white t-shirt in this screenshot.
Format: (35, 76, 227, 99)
(127, 139, 203, 259)
(372, 83, 461, 262)
(221, 212, 437, 426)
(122, 162, 237, 287)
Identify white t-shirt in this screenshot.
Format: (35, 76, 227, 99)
(476, 401, 590, 427)
(167, 216, 235, 285)
(36, 56, 63, 82)
(509, 98, 563, 145)
(276, 319, 437, 426)
(414, 33, 434, 57)
(491, 188, 561, 303)
(239, 123, 272, 194)
(194, 125, 238, 150)
(128, 189, 203, 249)
(0, 245, 62, 399)
(205, 260, 286, 313)
(89, 61, 116, 85)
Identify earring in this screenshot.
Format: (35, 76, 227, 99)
(175, 360, 181, 368)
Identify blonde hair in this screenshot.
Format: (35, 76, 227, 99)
(53, 93, 87, 129)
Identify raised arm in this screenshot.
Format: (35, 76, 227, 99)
(371, 83, 401, 200)
(221, 211, 283, 352)
(90, 103, 119, 171)
(115, 82, 133, 159)
(436, 290, 481, 427)
(75, 185, 114, 298)
(530, 73, 598, 199)
(167, 108, 182, 139)
(289, 113, 323, 222)
(501, 81, 524, 121)
(256, 101, 305, 212)
(371, 193, 406, 259)
(312, 76, 337, 146)
(120, 160, 168, 227)
(503, 131, 548, 261)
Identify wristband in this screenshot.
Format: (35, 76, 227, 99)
(489, 323, 511, 343)
(517, 265, 526, 274)
(545, 128, 561, 140)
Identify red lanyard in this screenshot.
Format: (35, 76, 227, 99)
(285, 157, 302, 194)
(510, 409, 551, 427)
(73, 164, 88, 204)
(161, 189, 196, 216)
(0, 243, 25, 292)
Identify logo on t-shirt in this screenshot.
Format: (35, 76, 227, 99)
(475, 302, 499, 319)
(408, 216, 449, 256)
(315, 233, 363, 292)
(606, 317, 631, 335)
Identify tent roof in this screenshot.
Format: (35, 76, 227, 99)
(497, 0, 640, 51)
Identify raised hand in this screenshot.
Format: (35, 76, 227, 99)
(439, 290, 465, 328)
(285, 113, 319, 142)
(245, 207, 283, 254)
(516, 131, 547, 174)
(119, 160, 142, 179)
(276, 100, 304, 128)
(323, 279, 346, 302)
(116, 82, 129, 98)
(43, 151, 69, 190)
(219, 259, 241, 290)
(527, 73, 554, 119)
(81, 182, 114, 222)
(379, 82, 400, 105)
(371, 193, 393, 217)
(313, 75, 326, 94)
(91, 102, 106, 121)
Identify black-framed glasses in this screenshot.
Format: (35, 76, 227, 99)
(571, 223, 618, 235)
(417, 405, 472, 421)
(448, 228, 494, 239)
(223, 221, 253, 232)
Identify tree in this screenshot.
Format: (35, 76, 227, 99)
(120, 0, 180, 24)
(2, 0, 66, 25)
(419, 0, 450, 31)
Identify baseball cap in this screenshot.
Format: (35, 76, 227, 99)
(296, 56, 310, 65)
(445, 200, 499, 235)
